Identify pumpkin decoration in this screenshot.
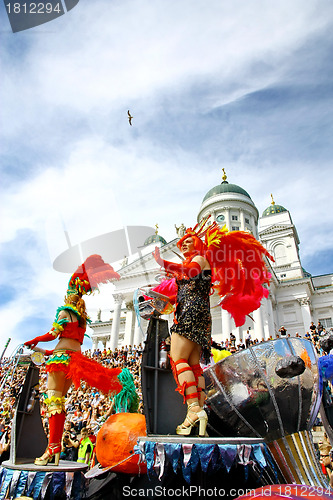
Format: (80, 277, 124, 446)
(96, 413, 147, 474)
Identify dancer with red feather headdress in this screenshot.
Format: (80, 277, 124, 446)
(153, 215, 274, 436)
(24, 255, 122, 466)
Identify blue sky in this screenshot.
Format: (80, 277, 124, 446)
(1, 0, 333, 354)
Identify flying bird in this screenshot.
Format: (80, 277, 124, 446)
(127, 110, 133, 126)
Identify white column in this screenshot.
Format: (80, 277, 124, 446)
(133, 317, 145, 346)
(123, 302, 135, 346)
(266, 294, 276, 339)
(225, 207, 231, 231)
(235, 327, 242, 345)
(253, 307, 264, 341)
(240, 210, 246, 231)
(222, 309, 232, 340)
(252, 214, 259, 239)
(110, 294, 123, 351)
(261, 299, 270, 341)
(297, 297, 312, 335)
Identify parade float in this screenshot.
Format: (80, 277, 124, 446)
(1, 298, 333, 499)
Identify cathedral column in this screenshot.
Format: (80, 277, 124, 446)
(297, 297, 312, 334)
(133, 317, 145, 347)
(253, 307, 264, 341)
(222, 309, 232, 340)
(225, 208, 231, 231)
(240, 210, 246, 231)
(92, 338, 99, 352)
(266, 294, 276, 339)
(110, 294, 123, 351)
(235, 327, 242, 345)
(251, 214, 259, 239)
(123, 301, 135, 346)
(261, 299, 270, 341)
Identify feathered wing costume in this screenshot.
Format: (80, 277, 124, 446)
(204, 222, 274, 326)
(153, 217, 274, 328)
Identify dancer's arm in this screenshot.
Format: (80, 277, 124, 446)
(24, 329, 59, 349)
(153, 247, 202, 278)
(24, 310, 69, 348)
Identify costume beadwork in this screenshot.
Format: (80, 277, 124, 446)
(171, 270, 212, 360)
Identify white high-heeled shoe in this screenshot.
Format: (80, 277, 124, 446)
(34, 444, 60, 466)
(176, 402, 208, 436)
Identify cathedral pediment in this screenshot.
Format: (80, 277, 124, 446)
(259, 224, 293, 236)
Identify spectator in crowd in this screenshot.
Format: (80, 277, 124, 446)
(310, 322, 316, 333)
(318, 433, 333, 484)
(61, 421, 79, 461)
(238, 339, 245, 350)
(245, 329, 252, 348)
(77, 427, 93, 465)
(279, 326, 287, 336)
(0, 428, 11, 465)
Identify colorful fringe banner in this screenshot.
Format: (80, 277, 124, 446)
(0, 466, 86, 500)
(135, 441, 272, 484)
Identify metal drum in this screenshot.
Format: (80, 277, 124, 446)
(204, 338, 320, 442)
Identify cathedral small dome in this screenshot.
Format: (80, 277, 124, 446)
(262, 204, 287, 217)
(144, 234, 167, 246)
(262, 195, 287, 217)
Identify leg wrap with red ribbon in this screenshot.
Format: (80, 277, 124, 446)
(191, 363, 205, 406)
(169, 356, 199, 404)
(45, 390, 66, 454)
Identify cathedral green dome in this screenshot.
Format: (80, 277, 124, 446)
(144, 234, 167, 246)
(262, 204, 287, 217)
(203, 181, 252, 202)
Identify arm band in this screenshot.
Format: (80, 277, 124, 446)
(162, 260, 202, 278)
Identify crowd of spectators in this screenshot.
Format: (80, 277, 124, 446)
(0, 325, 332, 467)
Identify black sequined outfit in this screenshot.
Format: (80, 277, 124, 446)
(170, 270, 212, 358)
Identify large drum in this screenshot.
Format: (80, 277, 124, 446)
(204, 338, 320, 442)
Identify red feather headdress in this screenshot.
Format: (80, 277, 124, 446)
(67, 254, 120, 296)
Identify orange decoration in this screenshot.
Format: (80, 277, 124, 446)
(300, 349, 312, 369)
(96, 413, 147, 474)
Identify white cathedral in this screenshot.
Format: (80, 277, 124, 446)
(88, 172, 333, 351)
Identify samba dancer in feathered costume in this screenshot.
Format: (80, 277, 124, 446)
(153, 216, 274, 436)
(25, 255, 122, 466)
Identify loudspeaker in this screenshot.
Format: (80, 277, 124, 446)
(10, 362, 48, 464)
(141, 317, 186, 435)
